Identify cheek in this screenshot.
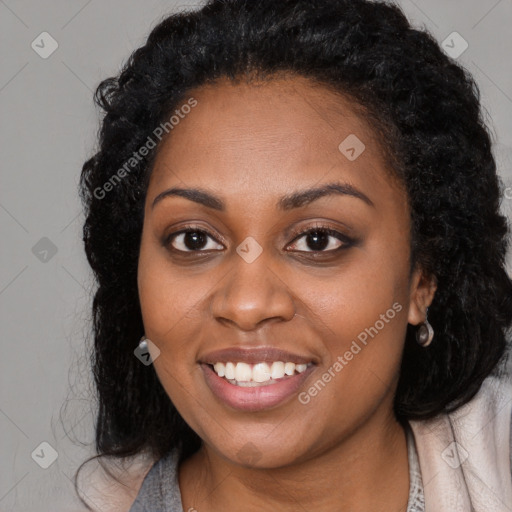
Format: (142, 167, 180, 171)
(299, 242, 409, 339)
(137, 233, 216, 411)
(295, 242, 410, 406)
(137, 233, 204, 339)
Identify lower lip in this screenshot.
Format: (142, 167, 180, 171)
(200, 363, 315, 412)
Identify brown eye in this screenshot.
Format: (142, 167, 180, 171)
(166, 229, 224, 252)
(287, 227, 354, 253)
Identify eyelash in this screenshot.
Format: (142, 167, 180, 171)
(163, 222, 355, 255)
(287, 223, 355, 253)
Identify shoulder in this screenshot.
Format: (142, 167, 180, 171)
(128, 448, 182, 512)
(409, 374, 512, 510)
(410, 374, 512, 445)
(76, 451, 158, 512)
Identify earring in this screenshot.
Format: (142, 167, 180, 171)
(139, 335, 147, 349)
(416, 309, 434, 347)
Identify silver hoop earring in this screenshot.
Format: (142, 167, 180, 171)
(416, 310, 434, 347)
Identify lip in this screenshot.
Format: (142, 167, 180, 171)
(199, 346, 318, 365)
(200, 362, 316, 412)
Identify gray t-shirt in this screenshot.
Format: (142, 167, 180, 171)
(129, 427, 425, 512)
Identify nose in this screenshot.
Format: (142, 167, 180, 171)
(210, 252, 296, 331)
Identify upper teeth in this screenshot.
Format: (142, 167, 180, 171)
(212, 361, 309, 382)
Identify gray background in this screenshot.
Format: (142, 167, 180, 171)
(1, 1, 511, 511)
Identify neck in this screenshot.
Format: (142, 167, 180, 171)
(179, 409, 410, 512)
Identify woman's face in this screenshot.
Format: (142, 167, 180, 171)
(138, 75, 433, 467)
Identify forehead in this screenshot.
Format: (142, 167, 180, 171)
(148, 75, 401, 207)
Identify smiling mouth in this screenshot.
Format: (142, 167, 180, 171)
(201, 361, 316, 412)
(207, 361, 313, 387)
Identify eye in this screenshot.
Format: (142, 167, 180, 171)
(165, 227, 224, 253)
(163, 223, 354, 255)
(287, 225, 353, 253)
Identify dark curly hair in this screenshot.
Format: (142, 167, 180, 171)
(77, 0, 512, 502)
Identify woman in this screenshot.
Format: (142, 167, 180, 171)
(77, 0, 512, 510)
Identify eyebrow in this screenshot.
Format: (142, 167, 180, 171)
(151, 181, 374, 211)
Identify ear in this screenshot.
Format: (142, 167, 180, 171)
(408, 265, 437, 325)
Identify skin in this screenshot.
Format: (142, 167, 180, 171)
(137, 75, 437, 511)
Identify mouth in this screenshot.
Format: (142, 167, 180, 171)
(200, 360, 316, 412)
(208, 360, 311, 386)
